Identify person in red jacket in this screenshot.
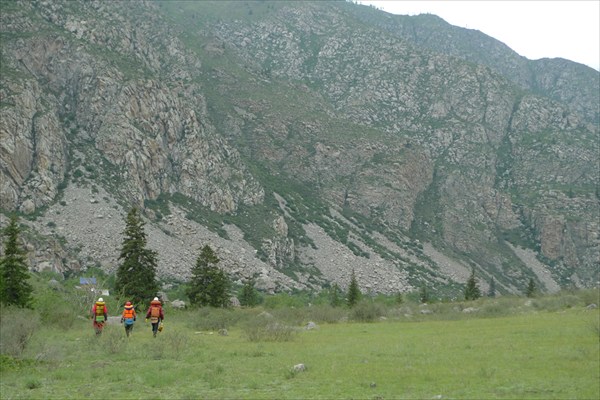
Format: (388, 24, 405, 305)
(120, 301, 137, 337)
(145, 297, 164, 337)
(91, 297, 108, 336)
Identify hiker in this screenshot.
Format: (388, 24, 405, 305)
(120, 301, 137, 337)
(91, 297, 108, 336)
(145, 297, 164, 337)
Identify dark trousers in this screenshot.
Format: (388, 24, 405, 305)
(151, 320, 161, 337)
(124, 323, 134, 337)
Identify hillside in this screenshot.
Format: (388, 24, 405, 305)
(1, 0, 598, 296)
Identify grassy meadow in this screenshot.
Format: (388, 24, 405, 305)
(1, 290, 599, 399)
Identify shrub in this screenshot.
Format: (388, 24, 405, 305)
(263, 293, 307, 309)
(25, 378, 42, 389)
(531, 294, 581, 312)
(0, 307, 41, 357)
(100, 326, 126, 355)
(164, 330, 190, 360)
(350, 300, 386, 322)
(270, 306, 309, 326)
(305, 304, 347, 324)
(242, 316, 296, 342)
(187, 307, 245, 331)
(33, 290, 77, 329)
(480, 301, 511, 317)
(578, 288, 599, 307)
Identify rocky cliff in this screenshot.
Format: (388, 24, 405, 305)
(1, 0, 598, 296)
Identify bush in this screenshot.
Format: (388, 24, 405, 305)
(350, 300, 386, 322)
(577, 288, 599, 307)
(305, 304, 347, 324)
(263, 293, 308, 309)
(242, 315, 296, 342)
(164, 330, 190, 360)
(99, 326, 126, 355)
(0, 307, 41, 357)
(33, 290, 77, 329)
(187, 307, 245, 331)
(270, 307, 309, 326)
(531, 294, 581, 312)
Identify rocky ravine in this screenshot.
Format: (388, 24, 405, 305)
(21, 183, 415, 294)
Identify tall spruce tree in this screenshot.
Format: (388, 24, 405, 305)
(419, 285, 429, 304)
(464, 268, 482, 301)
(0, 216, 33, 308)
(115, 207, 159, 306)
(487, 277, 496, 297)
(346, 269, 362, 307)
(526, 278, 537, 298)
(187, 245, 230, 307)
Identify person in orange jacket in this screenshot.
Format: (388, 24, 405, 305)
(145, 297, 164, 337)
(91, 297, 108, 336)
(120, 301, 137, 337)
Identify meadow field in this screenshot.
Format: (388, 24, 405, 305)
(1, 290, 598, 400)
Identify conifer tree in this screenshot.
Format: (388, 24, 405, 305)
(0, 216, 33, 308)
(346, 269, 361, 307)
(464, 268, 481, 301)
(187, 245, 230, 307)
(419, 285, 429, 304)
(239, 277, 260, 307)
(487, 277, 496, 298)
(329, 283, 343, 307)
(395, 291, 404, 305)
(115, 207, 159, 306)
(526, 278, 536, 298)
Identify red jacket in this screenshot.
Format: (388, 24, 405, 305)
(146, 300, 164, 320)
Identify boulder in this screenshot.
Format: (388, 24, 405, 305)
(229, 296, 241, 308)
(107, 316, 122, 325)
(291, 364, 306, 373)
(305, 321, 318, 330)
(171, 299, 186, 309)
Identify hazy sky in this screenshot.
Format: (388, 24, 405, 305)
(357, 1, 600, 71)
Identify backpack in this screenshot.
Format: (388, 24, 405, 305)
(95, 302, 105, 322)
(150, 305, 161, 322)
(150, 305, 160, 317)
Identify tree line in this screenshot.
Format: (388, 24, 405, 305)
(1, 208, 539, 309)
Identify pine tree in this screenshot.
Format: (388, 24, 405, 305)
(239, 277, 260, 307)
(346, 269, 361, 307)
(395, 291, 404, 305)
(487, 277, 496, 297)
(329, 283, 343, 307)
(526, 278, 536, 298)
(464, 268, 481, 301)
(0, 216, 33, 308)
(115, 207, 159, 306)
(419, 285, 429, 304)
(187, 245, 230, 307)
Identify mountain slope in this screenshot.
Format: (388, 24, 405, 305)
(1, 0, 598, 296)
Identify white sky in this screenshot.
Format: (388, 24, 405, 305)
(357, 1, 600, 71)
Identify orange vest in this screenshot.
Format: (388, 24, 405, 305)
(122, 306, 135, 319)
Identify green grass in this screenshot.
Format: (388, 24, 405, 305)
(1, 305, 598, 399)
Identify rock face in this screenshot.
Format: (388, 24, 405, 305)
(0, 1, 598, 295)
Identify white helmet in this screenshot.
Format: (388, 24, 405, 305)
(98, 298, 104, 302)
(153, 297, 159, 301)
